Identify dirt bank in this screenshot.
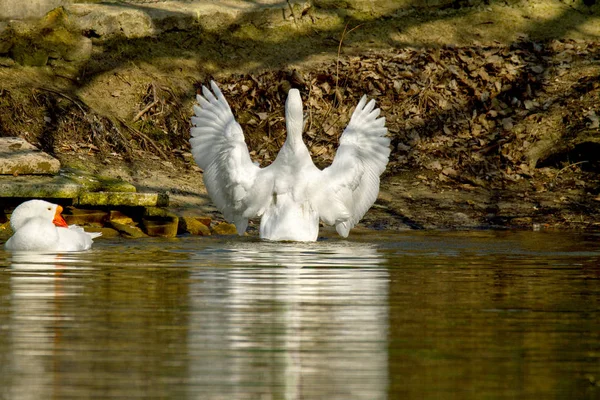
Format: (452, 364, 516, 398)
(1, 0, 600, 232)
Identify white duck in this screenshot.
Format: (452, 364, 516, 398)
(5, 199, 101, 252)
(190, 81, 390, 241)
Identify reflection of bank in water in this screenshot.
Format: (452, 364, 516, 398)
(189, 240, 389, 400)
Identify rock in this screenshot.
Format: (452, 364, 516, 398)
(85, 226, 120, 238)
(61, 168, 137, 193)
(0, 57, 15, 67)
(63, 35, 92, 62)
(108, 220, 147, 238)
(68, 4, 155, 39)
(452, 212, 475, 226)
(0, 221, 12, 241)
(63, 208, 109, 227)
(0, 137, 60, 175)
(11, 45, 49, 66)
(77, 192, 169, 207)
(511, 217, 533, 227)
(43, 26, 92, 62)
(0, 22, 11, 54)
(142, 207, 178, 237)
(0, 175, 82, 198)
(109, 210, 136, 225)
(142, 220, 178, 237)
(211, 222, 238, 235)
(5, 7, 92, 65)
(1, 0, 68, 20)
(179, 216, 211, 236)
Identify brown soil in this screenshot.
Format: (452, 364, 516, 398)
(1, 0, 600, 232)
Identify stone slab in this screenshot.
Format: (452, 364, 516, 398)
(0, 137, 61, 175)
(77, 191, 169, 207)
(0, 0, 68, 20)
(0, 175, 82, 198)
(60, 168, 137, 192)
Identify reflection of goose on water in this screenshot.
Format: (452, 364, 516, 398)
(220, 239, 385, 269)
(190, 82, 391, 242)
(188, 239, 389, 399)
(7, 251, 90, 400)
(5, 200, 101, 252)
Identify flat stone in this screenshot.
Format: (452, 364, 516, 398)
(211, 222, 238, 235)
(63, 208, 109, 227)
(142, 207, 179, 237)
(109, 210, 137, 224)
(68, 3, 156, 39)
(77, 192, 169, 207)
(86, 226, 120, 238)
(142, 218, 178, 238)
(0, 0, 69, 20)
(60, 168, 137, 192)
(179, 216, 211, 236)
(0, 137, 60, 175)
(108, 220, 147, 238)
(0, 175, 82, 198)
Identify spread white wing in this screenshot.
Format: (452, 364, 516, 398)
(190, 81, 272, 234)
(315, 95, 390, 237)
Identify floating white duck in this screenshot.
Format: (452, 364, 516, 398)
(190, 81, 390, 241)
(5, 199, 101, 251)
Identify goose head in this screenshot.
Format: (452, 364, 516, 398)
(10, 200, 68, 231)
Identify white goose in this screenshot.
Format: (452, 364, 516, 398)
(190, 81, 390, 241)
(5, 200, 101, 252)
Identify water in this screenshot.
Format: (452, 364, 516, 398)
(0, 231, 599, 399)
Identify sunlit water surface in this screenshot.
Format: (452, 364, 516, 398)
(1, 231, 599, 399)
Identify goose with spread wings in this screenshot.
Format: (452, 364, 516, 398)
(190, 81, 390, 241)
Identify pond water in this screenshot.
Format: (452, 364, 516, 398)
(0, 230, 599, 399)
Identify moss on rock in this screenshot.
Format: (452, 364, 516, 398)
(212, 222, 238, 236)
(6, 6, 92, 66)
(0, 221, 13, 241)
(179, 216, 211, 236)
(108, 220, 147, 238)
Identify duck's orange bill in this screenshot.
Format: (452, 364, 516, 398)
(53, 205, 69, 228)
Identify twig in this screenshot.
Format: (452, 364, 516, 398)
(37, 87, 86, 113)
(116, 117, 169, 160)
(335, 23, 362, 107)
(307, 76, 313, 132)
(286, 0, 298, 27)
(133, 83, 159, 122)
(554, 160, 588, 182)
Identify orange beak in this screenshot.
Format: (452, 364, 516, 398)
(53, 205, 69, 228)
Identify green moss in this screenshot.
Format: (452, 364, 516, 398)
(179, 216, 211, 236)
(108, 221, 148, 238)
(143, 207, 180, 237)
(43, 27, 77, 55)
(8, 7, 91, 66)
(0, 221, 13, 241)
(61, 168, 137, 192)
(233, 24, 263, 40)
(35, 161, 56, 174)
(144, 207, 177, 219)
(11, 45, 48, 66)
(78, 192, 168, 207)
(212, 222, 238, 235)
